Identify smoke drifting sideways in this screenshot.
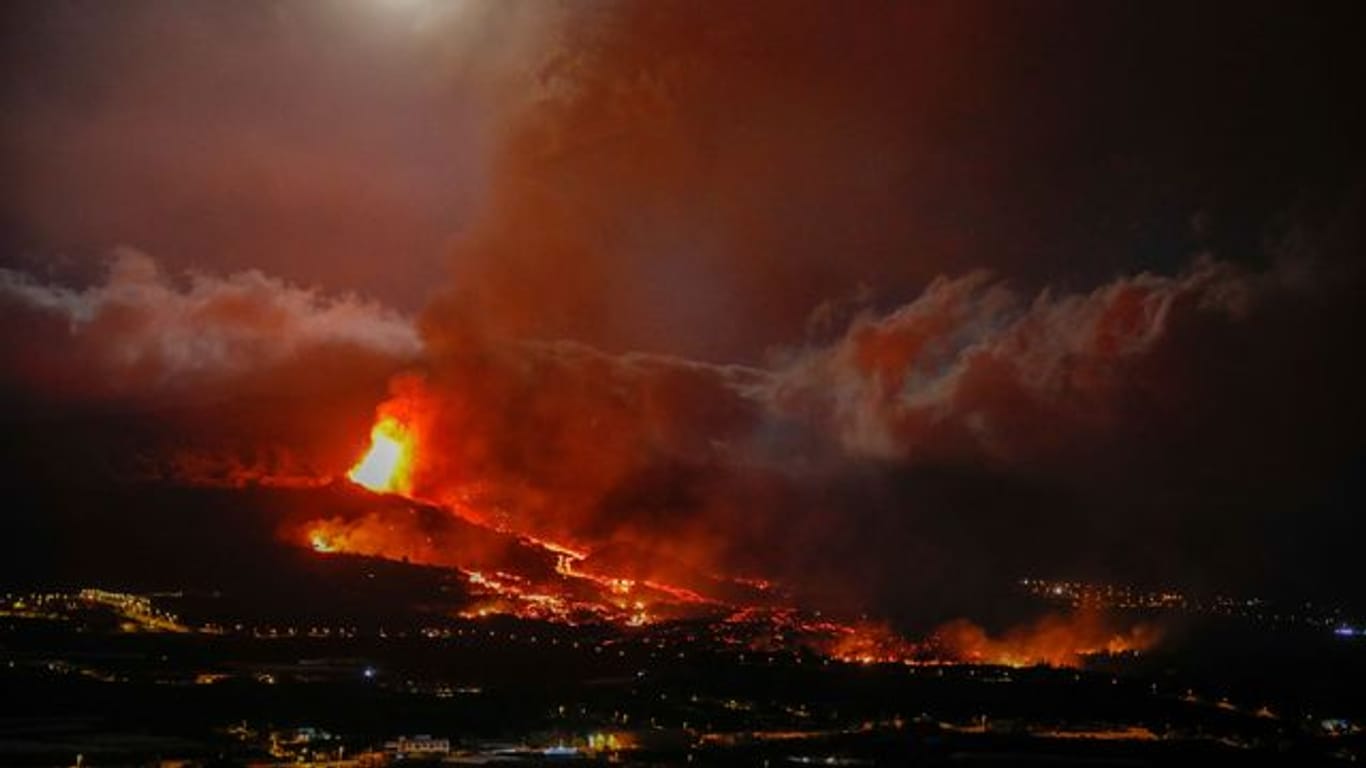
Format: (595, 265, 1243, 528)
(0, 248, 420, 486)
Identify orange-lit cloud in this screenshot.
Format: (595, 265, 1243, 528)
(0, 250, 420, 490)
(769, 257, 1263, 464)
(0, 248, 419, 396)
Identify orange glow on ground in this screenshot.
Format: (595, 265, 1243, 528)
(314, 406, 1164, 667)
(932, 611, 1160, 668)
(347, 416, 414, 494)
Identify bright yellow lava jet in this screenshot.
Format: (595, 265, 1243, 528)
(347, 416, 414, 494)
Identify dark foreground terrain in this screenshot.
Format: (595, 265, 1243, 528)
(2, 578, 1362, 767)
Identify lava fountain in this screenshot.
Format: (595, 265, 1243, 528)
(347, 415, 414, 494)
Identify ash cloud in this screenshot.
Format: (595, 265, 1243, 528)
(397, 0, 1366, 615)
(429, 0, 1365, 361)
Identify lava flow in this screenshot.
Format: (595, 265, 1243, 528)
(304, 410, 1159, 669)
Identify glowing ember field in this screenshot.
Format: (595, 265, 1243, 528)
(293, 412, 1161, 669)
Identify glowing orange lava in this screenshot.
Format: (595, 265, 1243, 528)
(313, 409, 1165, 669)
(347, 416, 414, 494)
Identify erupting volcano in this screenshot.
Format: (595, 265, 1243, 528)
(313, 402, 1161, 669)
(347, 416, 414, 495)
(3, 2, 1362, 762)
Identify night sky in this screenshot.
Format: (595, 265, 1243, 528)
(1, 1, 1363, 622)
